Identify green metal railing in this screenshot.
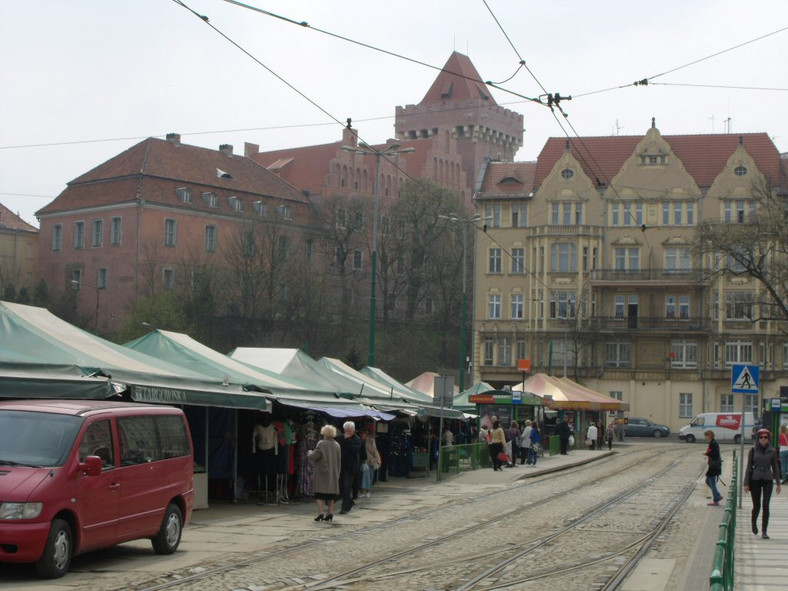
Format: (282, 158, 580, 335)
(440, 443, 492, 473)
(710, 449, 737, 591)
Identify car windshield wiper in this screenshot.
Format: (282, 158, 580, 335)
(0, 459, 42, 468)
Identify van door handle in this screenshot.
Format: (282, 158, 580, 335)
(109, 482, 121, 490)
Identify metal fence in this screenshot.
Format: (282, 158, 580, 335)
(709, 449, 737, 591)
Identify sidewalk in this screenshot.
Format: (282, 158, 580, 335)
(735, 476, 788, 588)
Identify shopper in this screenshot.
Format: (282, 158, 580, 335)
(744, 428, 782, 539)
(527, 421, 541, 467)
(337, 421, 362, 515)
(489, 420, 507, 471)
(306, 424, 341, 522)
(778, 424, 788, 484)
(586, 422, 598, 450)
(703, 430, 723, 506)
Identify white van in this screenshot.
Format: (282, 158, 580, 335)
(679, 412, 755, 443)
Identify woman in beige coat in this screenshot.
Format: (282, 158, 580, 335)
(307, 424, 341, 521)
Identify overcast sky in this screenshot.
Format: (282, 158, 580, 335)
(1, 0, 786, 228)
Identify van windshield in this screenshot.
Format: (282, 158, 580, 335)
(0, 410, 82, 467)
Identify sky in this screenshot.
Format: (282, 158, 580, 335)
(1, 0, 786, 228)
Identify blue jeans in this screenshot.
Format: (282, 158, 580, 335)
(706, 475, 722, 503)
(527, 446, 538, 466)
(779, 449, 788, 480)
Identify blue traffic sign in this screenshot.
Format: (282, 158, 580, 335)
(731, 364, 759, 393)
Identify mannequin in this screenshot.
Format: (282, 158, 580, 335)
(252, 413, 277, 503)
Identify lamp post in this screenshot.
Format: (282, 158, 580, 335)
(341, 142, 414, 367)
(439, 213, 484, 391)
(71, 278, 100, 334)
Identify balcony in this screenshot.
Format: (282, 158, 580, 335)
(590, 268, 711, 286)
(588, 316, 710, 331)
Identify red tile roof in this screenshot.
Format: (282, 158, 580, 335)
(37, 137, 308, 216)
(252, 141, 341, 195)
(534, 133, 781, 189)
(0, 202, 38, 232)
(419, 51, 496, 106)
(477, 161, 537, 197)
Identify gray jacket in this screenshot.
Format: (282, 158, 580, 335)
(744, 444, 780, 487)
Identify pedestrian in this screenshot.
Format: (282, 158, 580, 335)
(443, 424, 454, 447)
(703, 430, 724, 506)
(489, 419, 507, 471)
(359, 429, 380, 498)
(744, 428, 782, 539)
(587, 422, 598, 450)
(521, 420, 532, 464)
(306, 424, 341, 522)
(557, 417, 571, 455)
(779, 424, 788, 484)
(528, 421, 541, 467)
(508, 421, 521, 468)
(597, 420, 604, 450)
(337, 421, 362, 515)
(606, 420, 616, 450)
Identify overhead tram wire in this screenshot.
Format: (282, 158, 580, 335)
(221, 0, 548, 108)
(479, 0, 653, 261)
(572, 25, 788, 99)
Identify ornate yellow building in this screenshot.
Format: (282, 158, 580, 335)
(472, 121, 787, 431)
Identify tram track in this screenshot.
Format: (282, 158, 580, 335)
(126, 445, 694, 591)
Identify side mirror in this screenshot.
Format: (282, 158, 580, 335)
(80, 455, 103, 477)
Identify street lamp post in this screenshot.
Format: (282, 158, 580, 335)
(71, 278, 100, 334)
(341, 142, 414, 367)
(439, 213, 484, 391)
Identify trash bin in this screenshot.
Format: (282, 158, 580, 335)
(548, 434, 560, 456)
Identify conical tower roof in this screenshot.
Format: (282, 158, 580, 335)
(418, 51, 496, 106)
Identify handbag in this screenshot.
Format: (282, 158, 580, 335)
(497, 451, 509, 462)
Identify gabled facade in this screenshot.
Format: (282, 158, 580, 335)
(472, 121, 787, 430)
(37, 134, 316, 337)
(0, 202, 39, 298)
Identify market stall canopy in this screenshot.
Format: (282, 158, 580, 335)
(512, 373, 629, 411)
(125, 330, 337, 402)
(454, 381, 494, 413)
(227, 347, 396, 420)
(360, 366, 435, 405)
(0, 301, 271, 409)
(317, 358, 403, 400)
(229, 347, 362, 397)
(406, 371, 461, 397)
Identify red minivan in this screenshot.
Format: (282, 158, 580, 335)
(0, 400, 194, 578)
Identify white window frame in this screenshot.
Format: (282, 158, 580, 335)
(164, 218, 177, 247)
(489, 248, 502, 274)
(511, 248, 525, 274)
(679, 393, 693, 418)
(488, 294, 501, 319)
(605, 342, 631, 367)
(671, 340, 698, 368)
(511, 294, 524, 319)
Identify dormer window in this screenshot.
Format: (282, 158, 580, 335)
(201, 192, 218, 208)
(640, 154, 667, 166)
(227, 196, 242, 212)
(277, 204, 292, 220)
(217, 168, 233, 179)
(561, 168, 574, 180)
(734, 166, 748, 177)
(253, 201, 268, 217)
(176, 187, 192, 203)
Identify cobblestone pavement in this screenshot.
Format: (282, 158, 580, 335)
(0, 441, 729, 590)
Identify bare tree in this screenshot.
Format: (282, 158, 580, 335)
(698, 177, 788, 323)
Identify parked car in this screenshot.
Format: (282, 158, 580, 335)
(0, 399, 194, 578)
(624, 417, 670, 438)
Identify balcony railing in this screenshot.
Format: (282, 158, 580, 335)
(588, 316, 710, 331)
(590, 268, 710, 284)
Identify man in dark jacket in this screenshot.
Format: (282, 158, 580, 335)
(557, 418, 571, 455)
(338, 421, 362, 514)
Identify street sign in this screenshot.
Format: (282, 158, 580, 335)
(517, 359, 531, 373)
(731, 364, 759, 394)
(434, 375, 454, 408)
(512, 390, 522, 405)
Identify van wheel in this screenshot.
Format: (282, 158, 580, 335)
(152, 504, 182, 555)
(734, 434, 742, 444)
(685, 434, 696, 443)
(36, 519, 72, 579)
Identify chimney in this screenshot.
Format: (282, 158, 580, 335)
(342, 126, 358, 148)
(244, 142, 260, 158)
(166, 133, 181, 147)
(219, 144, 233, 157)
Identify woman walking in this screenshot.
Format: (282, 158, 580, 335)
(703, 430, 723, 505)
(307, 424, 341, 522)
(778, 424, 788, 484)
(744, 428, 782, 538)
(489, 420, 507, 471)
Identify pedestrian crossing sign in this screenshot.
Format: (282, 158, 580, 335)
(731, 364, 759, 393)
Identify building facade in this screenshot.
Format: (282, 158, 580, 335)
(0, 202, 39, 299)
(472, 121, 788, 431)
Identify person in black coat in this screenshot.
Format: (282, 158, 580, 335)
(337, 421, 362, 515)
(703, 430, 723, 505)
(557, 418, 571, 455)
(744, 428, 782, 538)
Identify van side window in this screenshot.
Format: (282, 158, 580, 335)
(79, 420, 114, 469)
(118, 415, 190, 465)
